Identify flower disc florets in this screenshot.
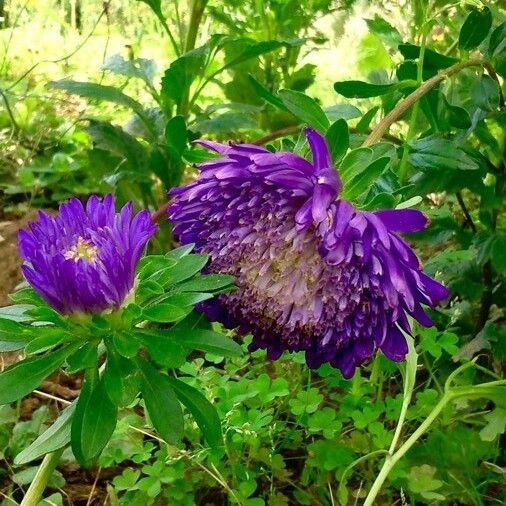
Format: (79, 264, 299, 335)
(19, 194, 157, 315)
(168, 129, 448, 378)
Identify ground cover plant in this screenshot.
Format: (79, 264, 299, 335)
(0, 0, 505, 504)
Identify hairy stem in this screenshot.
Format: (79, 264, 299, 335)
(363, 58, 484, 147)
(20, 448, 64, 506)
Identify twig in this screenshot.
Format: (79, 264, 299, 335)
(151, 201, 171, 223)
(328, 481, 335, 506)
(363, 58, 485, 146)
(252, 125, 300, 145)
(456, 192, 477, 233)
(33, 389, 71, 405)
(476, 260, 493, 332)
(0, 86, 20, 133)
(252, 125, 403, 146)
(40, 380, 80, 400)
(86, 467, 101, 506)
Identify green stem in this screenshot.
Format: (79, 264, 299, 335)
(178, 0, 209, 117)
(363, 378, 506, 506)
(20, 448, 64, 506)
(351, 368, 362, 398)
(388, 368, 415, 454)
(185, 0, 208, 53)
(363, 393, 451, 506)
(158, 15, 181, 57)
(397, 23, 427, 183)
(0, 86, 20, 133)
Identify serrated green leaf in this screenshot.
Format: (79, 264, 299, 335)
(112, 331, 142, 358)
(103, 53, 156, 85)
(409, 137, 479, 172)
(161, 46, 208, 105)
(86, 119, 149, 172)
(479, 408, 506, 441)
(49, 81, 152, 134)
(365, 15, 402, 47)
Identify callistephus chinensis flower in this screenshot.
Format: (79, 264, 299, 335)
(19, 194, 157, 314)
(168, 129, 448, 378)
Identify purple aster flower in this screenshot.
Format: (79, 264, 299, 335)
(18, 194, 157, 315)
(168, 129, 449, 378)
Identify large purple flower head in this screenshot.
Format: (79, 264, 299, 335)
(19, 194, 157, 315)
(168, 129, 449, 378)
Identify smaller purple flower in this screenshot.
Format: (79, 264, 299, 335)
(18, 194, 157, 314)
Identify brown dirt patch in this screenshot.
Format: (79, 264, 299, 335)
(0, 212, 38, 306)
(0, 212, 38, 369)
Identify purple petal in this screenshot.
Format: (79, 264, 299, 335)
(374, 209, 428, 233)
(380, 326, 408, 361)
